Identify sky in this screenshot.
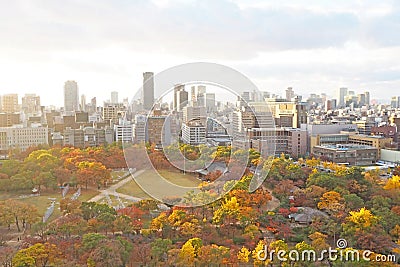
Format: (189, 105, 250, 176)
(1, 0, 400, 106)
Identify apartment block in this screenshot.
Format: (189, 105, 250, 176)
(0, 125, 48, 153)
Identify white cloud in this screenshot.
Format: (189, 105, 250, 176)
(0, 0, 399, 105)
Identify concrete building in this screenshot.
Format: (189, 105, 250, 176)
(312, 144, 378, 166)
(143, 72, 154, 110)
(1, 94, 19, 113)
(391, 96, 400, 109)
(21, 94, 41, 114)
(286, 87, 295, 101)
(348, 134, 392, 158)
(310, 134, 349, 149)
(63, 126, 113, 148)
(250, 128, 307, 158)
(111, 91, 118, 104)
(264, 99, 307, 128)
(0, 113, 20, 127)
(147, 114, 166, 145)
(352, 120, 377, 135)
(102, 103, 126, 125)
(338, 87, 348, 108)
(133, 114, 146, 143)
(64, 81, 79, 112)
(365, 91, 370, 106)
(181, 121, 206, 145)
(173, 84, 189, 112)
(114, 121, 134, 143)
(0, 125, 48, 153)
(80, 94, 86, 112)
(183, 106, 207, 123)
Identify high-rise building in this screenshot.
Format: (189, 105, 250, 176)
(88, 97, 97, 114)
(1, 94, 19, 113)
(191, 86, 197, 105)
(143, 72, 154, 110)
(338, 87, 348, 108)
(391, 96, 400, 109)
(111, 91, 118, 104)
(80, 94, 86, 112)
(205, 93, 216, 112)
(147, 115, 166, 145)
(364, 91, 370, 106)
(241, 92, 251, 102)
(173, 84, 188, 111)
(64, 81, 79, 112)
(357, 93, 366, 107)
(134, 114, 146, 143)
(21, 94, 40, 114)
(286, 87, 294, 101)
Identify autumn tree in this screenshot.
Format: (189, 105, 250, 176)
(178, 238, 203, 266)
(76, 161, 111, 189)
(197, 244, 230, 266)
(317, 191, 345, 215)
(237, 246, 251, 264)
(0, 199, 40, 232)
(12, 243, 62, 267)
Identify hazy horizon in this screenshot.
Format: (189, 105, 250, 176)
(1, 0, 400, 106)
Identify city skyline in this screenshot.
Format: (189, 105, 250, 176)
(1, 1, 400, 106)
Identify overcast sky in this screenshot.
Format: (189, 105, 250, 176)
(1, 0, 400, 106)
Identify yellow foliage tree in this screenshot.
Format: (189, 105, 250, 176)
(237, 246, 251, 263)
(317, 191, 345, 213)
(383, 175, 400, 190)
(347, 207, 378, 229)
(252, 240, 270, 266)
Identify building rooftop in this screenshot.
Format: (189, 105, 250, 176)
(316, 143, 377, 151)
(349, 134, 388, 139)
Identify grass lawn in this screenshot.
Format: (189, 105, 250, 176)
(18, 188, 99, 222)
(117, 169, 201, 200)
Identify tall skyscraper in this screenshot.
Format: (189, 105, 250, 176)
(191, 86, 197, 105)
(1, 94, 19, 113)
(173, 84, 188, 111)
(364, 91, 370, 106)
(391, 96, 400, 109)
(80, 94, 86, 111)
(64, 80, 79, 112)
(111, 91, 118, 104)
(205, 93, 216, 112)
(338, 87, 348, 108)
(143, 72, 154, 110)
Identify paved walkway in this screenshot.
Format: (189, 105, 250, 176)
(88, 169, 145, 202)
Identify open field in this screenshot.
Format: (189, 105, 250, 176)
(17, 189, 98, 221)
(117, 169, 201, 200)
